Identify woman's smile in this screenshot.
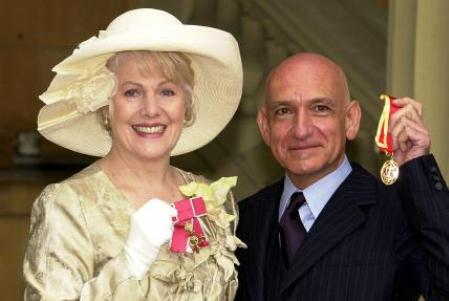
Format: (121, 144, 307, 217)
(132, 123, 167, 136)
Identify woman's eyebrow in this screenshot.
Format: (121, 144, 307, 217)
(121, 81, 143, 87)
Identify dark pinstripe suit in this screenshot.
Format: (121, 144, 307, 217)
(235, 155, 449, 301)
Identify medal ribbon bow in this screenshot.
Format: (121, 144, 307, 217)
(170, 197, 209, 253)
(375, 94, 401, 154)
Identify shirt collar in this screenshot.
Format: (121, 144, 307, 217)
(279, 156, 352, 220)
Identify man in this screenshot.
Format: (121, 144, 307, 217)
(235, 53, 449, 301)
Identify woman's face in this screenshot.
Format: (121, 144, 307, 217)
(108, 54, 186, 161)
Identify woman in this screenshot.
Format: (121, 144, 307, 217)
(23, 8, 244, 300)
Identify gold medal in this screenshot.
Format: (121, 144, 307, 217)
(375, 94, 401, 186)
(380, 157, 399, 185)
(184, 221, 206, 253)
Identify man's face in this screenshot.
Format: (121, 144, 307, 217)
(258, 56, 360, 188)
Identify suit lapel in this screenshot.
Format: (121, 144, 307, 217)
(243, 180, 283, 301)
(279, 164, 377, 295)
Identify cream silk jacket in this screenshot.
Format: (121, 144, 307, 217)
(23, 163, 244, 300)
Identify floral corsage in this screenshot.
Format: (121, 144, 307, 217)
(169, 177, 245, 254)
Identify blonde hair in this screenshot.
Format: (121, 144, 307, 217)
(106, 51, 196, 126)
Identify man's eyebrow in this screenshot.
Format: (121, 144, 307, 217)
(310, 97, 333, 103)
(308, 97, 337, 106)
(268, 98, 336, 107)
(267, 100, 294, 108)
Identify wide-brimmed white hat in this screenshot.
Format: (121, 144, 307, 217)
(37, 8, 243, 156)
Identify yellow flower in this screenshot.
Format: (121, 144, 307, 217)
(180, 177, 237, 210)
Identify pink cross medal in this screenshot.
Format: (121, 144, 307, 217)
(170, 197, 209, 253)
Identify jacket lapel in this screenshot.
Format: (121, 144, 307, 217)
(279, 164, 377, 295)
(243, 180, 284, 301)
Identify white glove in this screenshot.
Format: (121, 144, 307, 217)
(124, 198, 177, 280)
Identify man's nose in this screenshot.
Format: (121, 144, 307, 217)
(292, 110, 313, 139)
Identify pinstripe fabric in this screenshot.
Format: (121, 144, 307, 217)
(235, 155, 449, 301)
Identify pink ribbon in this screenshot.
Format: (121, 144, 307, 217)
(170, 197, 209, 253)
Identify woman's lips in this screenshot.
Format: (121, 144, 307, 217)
(132, 124, 166, 136)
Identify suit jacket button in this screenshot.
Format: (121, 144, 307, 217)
(435, 182, 443, 191)
(430, 166, 438, 173)
(432, 174, 440, 181)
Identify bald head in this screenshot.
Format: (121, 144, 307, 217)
(265, 53, 350, 106)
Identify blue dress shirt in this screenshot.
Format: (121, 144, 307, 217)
(278, 156, 352, 232)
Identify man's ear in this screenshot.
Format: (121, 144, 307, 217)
(257, 106, 271, 146)
(345, 100, 361, 141)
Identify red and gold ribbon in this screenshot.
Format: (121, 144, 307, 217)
(170, 197, 209, 253)
(375, 94, 401, 185)
(375, 94, 401, 154)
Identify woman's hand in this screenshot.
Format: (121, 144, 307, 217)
(124, 198, 177, 279)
